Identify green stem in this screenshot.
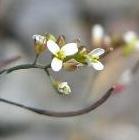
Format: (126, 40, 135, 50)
(44, 68, 54, 82)
(44, 68, 59, 93)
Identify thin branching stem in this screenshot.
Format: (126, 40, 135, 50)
(33, 54, 39, 65)
(0, 56, 114, 117)
(44, 68, 61, 94)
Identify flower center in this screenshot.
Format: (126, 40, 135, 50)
(87, 55, 99, 63)
(56, 51, 66, 60)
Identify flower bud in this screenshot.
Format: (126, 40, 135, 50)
(113, 84, 126, 94)
(57, 82, 71, 95)
(32, 34, 47, 54)
(124, 31, 137, 43)
(56, 35, 66, 47)
(74, 47, 87, 63)
(45, 33, 56, 42)
(63, 59, 81, 71)
(63, 63, 78, 71)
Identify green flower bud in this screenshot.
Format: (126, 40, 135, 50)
(63, 59, 81, 71)
(45, 33, 56, 42)
(57, 82, 71, 95)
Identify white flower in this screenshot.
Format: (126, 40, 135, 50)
(57, 82, 71, 95)
(92, 24, 104, 40)
(86, 48, 105, 70)
(92, 24, 104, 47)
(124, 31, 139, 51)
(124, 31, 137, 43)
(47, 40, 78, 72)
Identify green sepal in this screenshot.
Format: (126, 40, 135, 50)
(44, 33, 57, 42)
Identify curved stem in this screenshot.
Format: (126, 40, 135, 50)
(0, 87, 114, 117)
(0, 57, 114, 117)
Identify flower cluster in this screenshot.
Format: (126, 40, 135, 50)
(32, 33, 105, 95)
(47, 40, 78, 71)
(91, 24, 139, 56)
(33, 33, 105, 72)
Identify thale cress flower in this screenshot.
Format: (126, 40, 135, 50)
(86, 48, 105, 70)
(92, 24, 104, 47)
(47, 40, 78, 72)
(123, 31, 139, 55)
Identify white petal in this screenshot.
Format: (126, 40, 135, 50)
(91, 61, 104, 70)
(61, 43, 78, 56)
(32, 34, 45, 43)
(47, 40, 60, 55)
(89, 48, 105, 56)
(32, 34, 39, 40)
(51, 57, 63, 72)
